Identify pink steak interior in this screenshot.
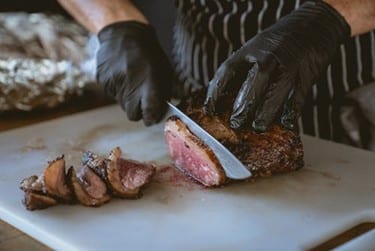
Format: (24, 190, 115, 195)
(165, 120, 223, 187)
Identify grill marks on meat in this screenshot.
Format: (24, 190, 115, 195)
(19, 147, 156, 210)
(164, 92, 304, 187)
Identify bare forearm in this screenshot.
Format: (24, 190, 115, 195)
(324, 0, 375, 36)
(57, 0, 148, 33)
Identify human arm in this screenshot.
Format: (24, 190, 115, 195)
(324, 0, 375, 36)
(57, 0, 173, 126)
(57, 0, 148, 32)
(204, 0, 375, 132)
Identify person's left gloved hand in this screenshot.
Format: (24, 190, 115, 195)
(96, 21, 173, 126)
(204, 1, 350, 132)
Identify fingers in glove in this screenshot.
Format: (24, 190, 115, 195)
(204, 61, 238, 115)
(96, 61, 118, 97)
(115, 73, 142, 121)
(119, 89, 142, 121)
(252, 73, 293, 132)
(230, 61, 275, 129)
(281, 82, 311, 130)
(141, 83, 168, 126)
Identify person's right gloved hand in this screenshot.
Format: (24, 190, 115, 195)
(96, 21, 173, 126)
(204, 1, 350, 132)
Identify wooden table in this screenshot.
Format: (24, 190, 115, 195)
(0, 87, 114, 251)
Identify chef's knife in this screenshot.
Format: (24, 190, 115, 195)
(165, 102, 252, 180)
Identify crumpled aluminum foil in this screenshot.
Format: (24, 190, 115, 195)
(0, 59, 92, 110)
(0, 13, 97, 112)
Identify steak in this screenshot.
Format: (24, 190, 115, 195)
(83, 148, 156, 198)
(20, 175, 58, 210)
(20, 156, 74, 210)
(43, 156, 73, 203)
(20, 147, 156, 210)
(20, 175, 45, 194)
(82, 151, 107, 182)
(105, 147, 156, 198)
(67, 166, 111, 207)
(22, 192, 58, 211)
(164, 92, 304, 187)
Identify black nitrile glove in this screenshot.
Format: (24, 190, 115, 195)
(97, 21, 173, 126)
(204, 1, 350, 132)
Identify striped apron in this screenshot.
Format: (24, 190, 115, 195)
(172, 0, 375, 143)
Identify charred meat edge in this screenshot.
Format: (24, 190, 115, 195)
(20, 174, 58, 211)
(43, 155, 73, 203)
(23, 191, 58, 211)
(82, 151, 108, 182)
(78, 165, 110, 201)
(68, 166, 111, 207)
(164, 91, 304, 187)
(20, 147, 157, 210)
(20, 175, 45, 193)
(106, 147, 155, 198)
(165, 117, 226, 187)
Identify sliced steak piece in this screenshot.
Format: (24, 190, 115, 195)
(164, 92, 304, 187)
(43, 156, 73, 203)
(20, 175, 45, 193)
(165, 117, 226, 187)
(68, 166, 111, 207)
(22, 191, 58, 211)
(82, 151, 107, 182)
(20, 175, 57, 210)
(106, 147, 156, 198)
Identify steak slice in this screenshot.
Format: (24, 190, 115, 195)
(43, 156, 73, 203)
(164, 92, 304, 187)
(82, 151, 107, 182)
(22, 191, 58, 211)
(165, 117, 226, 187)
(20, 175, 45, 194)
(67, 166, 111, 207)
(20, 175, 57, 210)
(106, 147, 156, 198)
(19, 147, 157, 210)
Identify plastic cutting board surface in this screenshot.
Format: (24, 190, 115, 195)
(0, 105, 375, 251)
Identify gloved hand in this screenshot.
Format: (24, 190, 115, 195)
(97, 21, 173, 126)
(204, 1, 350, 132)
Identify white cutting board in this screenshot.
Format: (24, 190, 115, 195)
(1, 105, 375, 251)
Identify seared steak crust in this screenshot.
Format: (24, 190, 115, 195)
(82, 151, 108, 182)
(43, 156, 73, 203)
(22, 192, 58, 211)
(105, 147, 156, 198)
(20, 147, 156, 210)
(67, 166, 111, 207)
(165, 92, 304, 186)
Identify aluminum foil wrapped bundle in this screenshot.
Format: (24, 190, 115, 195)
(0, 13, 97, 111)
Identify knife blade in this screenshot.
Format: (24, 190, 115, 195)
(165, 102, 252, 180)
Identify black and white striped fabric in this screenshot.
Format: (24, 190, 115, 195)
(172, 0, 375, 143)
